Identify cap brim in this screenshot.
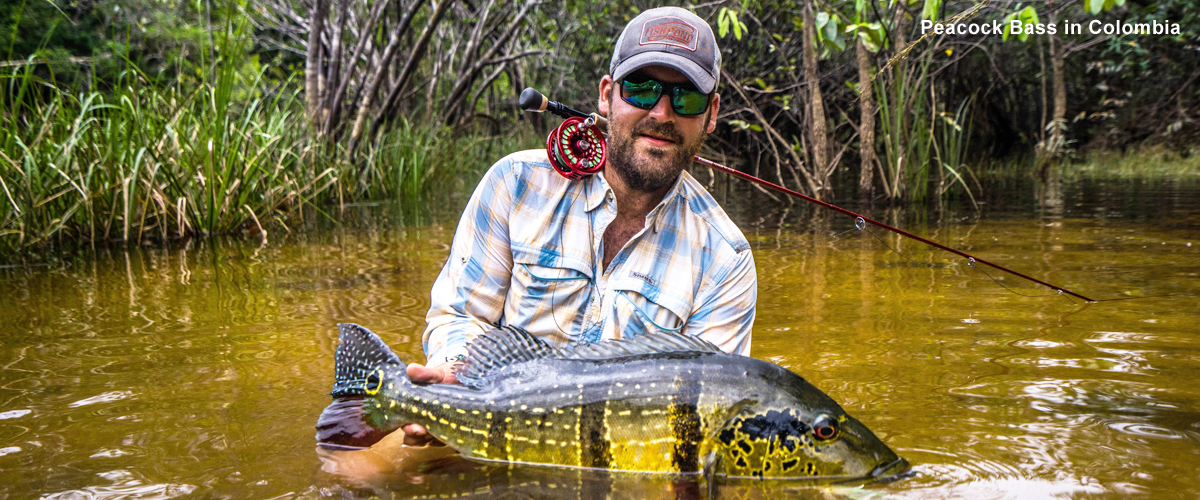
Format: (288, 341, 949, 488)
(611, 52, 717, 94)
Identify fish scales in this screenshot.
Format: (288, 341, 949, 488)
(318, 323, 909, 482)
(410, 354, 722, 472)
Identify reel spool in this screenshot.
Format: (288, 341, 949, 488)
(546, 116, 606, 180)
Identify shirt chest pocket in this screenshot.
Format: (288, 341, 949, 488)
(506, 250, 593, 332)
(611, 278, 690, 337)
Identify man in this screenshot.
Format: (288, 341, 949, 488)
(403, 6, 756, 444)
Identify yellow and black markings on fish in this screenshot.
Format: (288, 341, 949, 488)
(318, 323, 907, 481)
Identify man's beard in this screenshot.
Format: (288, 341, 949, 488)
(607, 117, 707, 193)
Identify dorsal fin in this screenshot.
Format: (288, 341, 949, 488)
(454, 329, 724, 388)
(454, 326, 558, 388)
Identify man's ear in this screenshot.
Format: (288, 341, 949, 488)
(598, 75, 614, 117)
(706, 93, 721, 134)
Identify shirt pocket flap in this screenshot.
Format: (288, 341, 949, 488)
(511, 246, 593, 282)
(612, 278, 690, 331)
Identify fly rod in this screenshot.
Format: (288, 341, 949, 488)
(518, 88, 1095, 303)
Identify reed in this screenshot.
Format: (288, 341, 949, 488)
(873, 53, 981, 206)
(0, 64, 539, 256)
(0, 61, 322, 253)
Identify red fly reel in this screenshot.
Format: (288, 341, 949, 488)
(546, 116, 606, 180)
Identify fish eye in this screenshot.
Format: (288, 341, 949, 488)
(812, 415, 839, 441)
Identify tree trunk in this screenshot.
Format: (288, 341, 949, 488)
(371, 0, 456, 135)
(440, 0, 536, 124)
(856, 37, 876, 201)
(346, 0, 434, 154)
(305, 0, 328, 128)
(322, 0, 390, 136)
(802, 0, 829, 197)
(1038, 3, 1066, 180)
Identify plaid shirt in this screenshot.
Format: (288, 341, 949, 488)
(423, 149, 756, 364)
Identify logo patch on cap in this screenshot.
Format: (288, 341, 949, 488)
(639, 17, 697, 51)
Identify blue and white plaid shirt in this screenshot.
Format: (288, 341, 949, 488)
(424, 149, 756, 364)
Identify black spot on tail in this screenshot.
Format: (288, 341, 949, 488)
(718, 427, 736, 445)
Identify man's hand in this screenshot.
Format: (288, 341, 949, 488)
(401, 361, 460, 446)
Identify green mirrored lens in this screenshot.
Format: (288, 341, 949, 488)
(621, 77, 708, 115)
(671, 88, 709, 115)
(621, 80, 662, 109)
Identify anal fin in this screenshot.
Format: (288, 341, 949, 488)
(315, 397, 393, 449)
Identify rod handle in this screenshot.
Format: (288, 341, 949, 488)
(519, 87, 547, 112)
(520, 87, 593, 121)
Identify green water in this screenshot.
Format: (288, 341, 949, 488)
(0, 174, 1197, 499)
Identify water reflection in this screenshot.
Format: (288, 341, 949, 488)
(0, 181, 1198, 498)
(316, 440, 897, 500)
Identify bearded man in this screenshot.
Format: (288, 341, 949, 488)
(404, 6, 757, 444)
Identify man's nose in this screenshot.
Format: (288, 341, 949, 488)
(647, 94, 676, 122)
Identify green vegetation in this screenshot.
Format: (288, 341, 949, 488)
(0, 63, 323, 248)
(1069, 146, 1200, 180)
(0, 60, 537, 255)
(2, 0, 1198, 256)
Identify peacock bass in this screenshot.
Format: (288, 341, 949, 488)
(316, 323, 909, 481)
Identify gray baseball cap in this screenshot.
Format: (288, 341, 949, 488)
(610, 7, 721, 94)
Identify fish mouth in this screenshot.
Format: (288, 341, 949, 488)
(867, 457, 913, 483)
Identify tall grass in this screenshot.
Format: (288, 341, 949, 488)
(0, 62, 330, 253)
(0, 62, 542, 257)
(931, 95, 981, 208)
(355, 118, 540, 202)
(874, 54, 979, 206)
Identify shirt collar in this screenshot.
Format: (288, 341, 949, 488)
(585, 172, 611, 212)
(645, 171, 687, 234)
(584, 170, 688, 233)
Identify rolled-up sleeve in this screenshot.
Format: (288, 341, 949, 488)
(684, 248, 756, 356)
(423, 158, 516, 364)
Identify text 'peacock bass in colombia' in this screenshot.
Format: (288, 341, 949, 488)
(317, 323, 910, 482)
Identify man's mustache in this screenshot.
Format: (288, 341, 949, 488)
(631, 121, 683, 144)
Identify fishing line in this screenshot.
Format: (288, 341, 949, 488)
(966, 257, 1076, 303)
(548, 179, 597, 339)
(789, 226, 860, 244)
(857, 220, 951, 270)
(851, 218, 1079, 302)
(1077, 293, 1197, 302)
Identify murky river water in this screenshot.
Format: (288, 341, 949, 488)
(0, 172, 1197, 499)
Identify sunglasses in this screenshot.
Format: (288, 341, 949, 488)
(619, 75, 711, 116)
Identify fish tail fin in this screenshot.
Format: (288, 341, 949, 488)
(317, 323, 408, 449)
